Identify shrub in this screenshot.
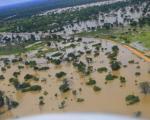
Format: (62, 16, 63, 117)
(55, 72, 66, 78)
(51, 59, 61, 65)
(1, 67, 6, 72)
(77, 98, 84, 102)
(86, 78, 96, 85)
(105, 74, 118, 81)
(0, 75, 5, 80)
(112, 45, 119, 51)
(135, 72, 141, 76)
(128, 60, 135, 64)
(11, 101, 19, 108)
(111, 61, 121, 71)
(120, 76, 126, 83)
(125, 95, 140, 105)
(52, 52, 62, 57)
(59, 80, 70, 93)
(22, 85, 42, 92)
(0, 95, 4, 107)
(93, 86, 101, 92)
(97, 67, 108, 73)
(18, 65, 24, 69)
(13, 72, 20, 78)
(139, 82, 150, 95)
(24, 74, 34, 80)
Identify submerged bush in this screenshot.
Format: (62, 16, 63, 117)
(0, 75, 5, 80)
(55, 72, 66, 78)
(93, 86, 101, 92)
(105, 74, 118, 81)
(86, 78, 96, 85)
(22, 85, 42, 92)
(125, 95, 140, 105)
(139, 82, 150, 95)
(59, 80, 70, 93)
(110, 61, 121, 71)
(97, 67, 108, 73)
(77, 98, 84, 102)
(120, 76, 126, 83)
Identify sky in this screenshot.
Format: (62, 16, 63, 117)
(0, 0, 32, 6)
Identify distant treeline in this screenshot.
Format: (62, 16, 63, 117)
(0, 0, 104, 20)
(0, 0, 149, 33)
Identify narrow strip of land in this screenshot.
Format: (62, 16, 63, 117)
(123, 45, 150, 62)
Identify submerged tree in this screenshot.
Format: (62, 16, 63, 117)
(139, 82, 150, 95)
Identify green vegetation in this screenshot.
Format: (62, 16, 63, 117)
(120, 76, 126, 83)
(86, 78, 96, 85)
(125, 95, 140, 105)
(59, 80, 70, 93)
(105, 74, 118, 81)
(55, 72, 67, 78)
(77, 98, 85, 102)
(0, 75, 5, 80)
(139, 82, 150, 95)
(0, 0, 147, 33)
(79, 26, 150, 49)
(93, 86, 101, 92)
(97, 67, 108, 73)
(110, 61, 121, 71)
(24, 74, 39, 81)
(22, 85, 42, 92)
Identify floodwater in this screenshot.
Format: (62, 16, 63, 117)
(0, 37, 150, 119)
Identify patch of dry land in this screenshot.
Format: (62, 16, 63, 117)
(0, 37, 150, 119)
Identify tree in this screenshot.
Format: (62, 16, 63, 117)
(111, 61, 121, 71)
(139, 82, 150, 95)
(0, 91, 4, 107)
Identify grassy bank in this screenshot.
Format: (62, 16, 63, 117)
(0, 40, 56, 56)
(78, 26, 150, 49)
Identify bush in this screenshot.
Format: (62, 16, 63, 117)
(59, 80, 70, 93)
(52, 52, 62, 57)
(120, 76, 126, 83)
(37, 67, 49, 71)
(112, 45, 119, 52)
(1, 67, 6, 72)
(9, 78, 19, 88)
(128, 60, 135, 64)
(11, 101, 19, 108)
(13, 72, 20, 78)
(77, 98, 84, 102)
(97, 67, 108, 73)
(111, 61, 121, 71)
(22, 85, 42, 92)
(24, 74, 34, 80)
(18, 83, 31, 90)
(18, 65, 24, 69)
(105, 74, 118, 81)
(135, 72, 141, 76)
(55, 72, 66, 78)
(93, 86, 101, 92)
(0, 75, 5, 80)
(86, 78, 96, 85)
(0, 96, 4, 107)
(125, 95, 140, 105)
(139, 82, 150, 95)
(51, 59, 61, 65)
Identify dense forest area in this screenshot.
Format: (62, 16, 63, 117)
(0, 0, 149, 33)
(0, 0, 104, 20)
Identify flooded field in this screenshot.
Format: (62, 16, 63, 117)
(0, 37, 150, 119)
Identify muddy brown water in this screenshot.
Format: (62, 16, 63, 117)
(0, 37, 150, 119)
